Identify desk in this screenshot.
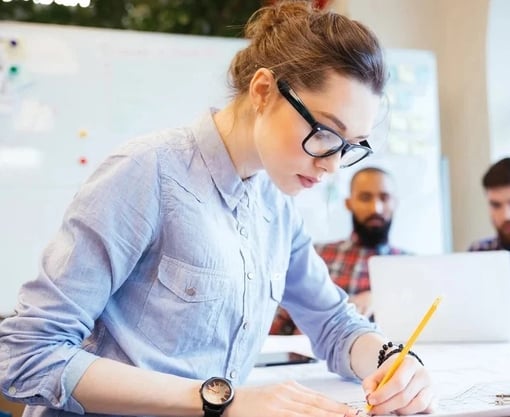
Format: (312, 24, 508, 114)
(247, 336, 510, 417)
(0, 394, 24, 417)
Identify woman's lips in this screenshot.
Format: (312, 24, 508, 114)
(298, 174, 320, 189)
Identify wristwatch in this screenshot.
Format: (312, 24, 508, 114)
(199, 377, 235, 417)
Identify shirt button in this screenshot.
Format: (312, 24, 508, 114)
(185, 287, 196, 297)
(242, 322, 249, 330)
(8, 386, 16, 395)
(247, 272, 254, 280)
(229, 370, 238, 379)
(239, 227, 248, 237)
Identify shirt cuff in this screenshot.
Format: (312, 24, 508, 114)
(61, 350, 100, 413)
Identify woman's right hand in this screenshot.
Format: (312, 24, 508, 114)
(225, 380, 360, 417)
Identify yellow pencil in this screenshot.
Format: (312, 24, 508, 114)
(366, 296, 442, 413)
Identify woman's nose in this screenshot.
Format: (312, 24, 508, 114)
(314, 152, 341, 174)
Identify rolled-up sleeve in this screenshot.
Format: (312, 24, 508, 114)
(0, 142, 160, 411)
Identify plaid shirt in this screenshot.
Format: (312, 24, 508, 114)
(468, 237, 504, 251)
(270, 233, 407, 335)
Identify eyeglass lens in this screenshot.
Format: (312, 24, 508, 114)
(305, 128, 370, 167)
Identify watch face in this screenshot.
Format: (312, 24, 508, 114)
(202, 378, 233, 405)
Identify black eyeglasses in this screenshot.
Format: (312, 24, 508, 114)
(276, 79, 373, 168)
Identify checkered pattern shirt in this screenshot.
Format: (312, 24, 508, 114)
(270, 233, 407, 335)
(467, 237, 503, 251)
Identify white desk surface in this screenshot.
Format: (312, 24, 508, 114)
(247, 335, 510, 417)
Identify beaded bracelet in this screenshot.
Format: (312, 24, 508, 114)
(377, 341, 424, 368)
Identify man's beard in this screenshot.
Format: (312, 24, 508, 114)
(497, 221, 510, 250)
(352, 214, 392, 248)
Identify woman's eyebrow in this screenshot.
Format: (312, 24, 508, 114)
(319, 111, 370, 140)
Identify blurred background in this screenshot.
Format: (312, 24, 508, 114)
(0, 0, 329, 36)
(0, 0, 262, 36)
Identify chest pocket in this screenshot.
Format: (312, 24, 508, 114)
(269, 272, 285, 303)
(137, 255, 230, 356)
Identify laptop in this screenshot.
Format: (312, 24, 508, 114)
(368, 251, 510, 343)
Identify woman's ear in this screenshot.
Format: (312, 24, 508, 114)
(249, 68, 275, 113)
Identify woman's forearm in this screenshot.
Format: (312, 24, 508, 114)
(349, 332, 386, 379)
(73, 358, 203, 417)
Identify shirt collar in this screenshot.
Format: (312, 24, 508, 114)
(192, 109, 263, 212)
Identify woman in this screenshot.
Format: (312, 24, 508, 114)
(0, 1, 433, 416)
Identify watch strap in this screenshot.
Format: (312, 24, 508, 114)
(203, 404, 224, 417)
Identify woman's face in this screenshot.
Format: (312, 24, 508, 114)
(253, 72, 381, 196)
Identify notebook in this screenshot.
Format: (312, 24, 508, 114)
(368, 250, 510, 343)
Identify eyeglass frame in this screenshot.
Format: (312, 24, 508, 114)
(276, 78, 373, 166)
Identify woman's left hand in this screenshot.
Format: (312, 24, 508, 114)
(362, 354, 435, 415)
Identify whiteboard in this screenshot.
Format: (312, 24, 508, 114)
(0, 22, 446, 315)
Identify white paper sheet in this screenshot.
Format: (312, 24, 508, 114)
(247, 337, 510, 417)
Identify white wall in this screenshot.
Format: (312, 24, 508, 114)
(487, 0, 510, 161)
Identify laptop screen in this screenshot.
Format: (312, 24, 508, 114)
(368, 251, 510, 343)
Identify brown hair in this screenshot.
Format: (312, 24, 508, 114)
(229, 0, 387, 96)
(482, 157, 510, 189)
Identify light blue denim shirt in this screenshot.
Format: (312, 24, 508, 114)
(0, 110, 378, 417)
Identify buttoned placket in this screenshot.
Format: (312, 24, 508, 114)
(227, 190, 256, 382)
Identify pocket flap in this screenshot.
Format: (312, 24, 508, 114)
(158, 256, 227, 302)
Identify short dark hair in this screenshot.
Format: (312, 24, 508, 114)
(482, 157, 510, 189)
(350, 166, 391, 191)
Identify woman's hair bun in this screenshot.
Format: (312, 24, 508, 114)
(245, 1, 315, 41)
